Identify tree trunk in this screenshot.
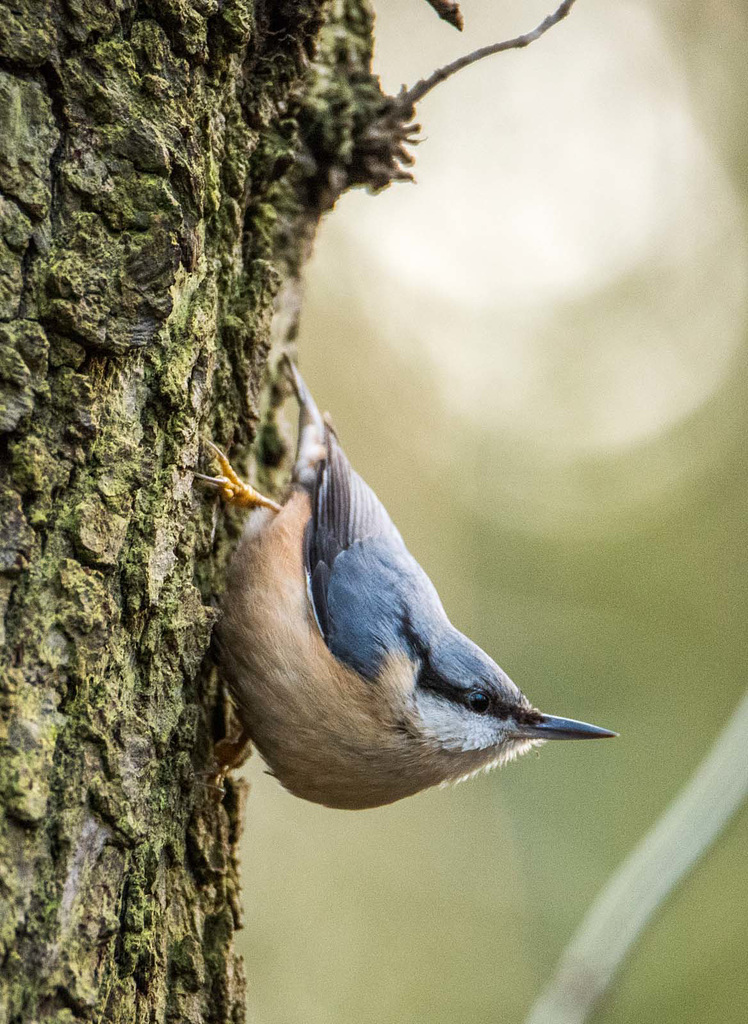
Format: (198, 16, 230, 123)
(0, 1, 407, 1019)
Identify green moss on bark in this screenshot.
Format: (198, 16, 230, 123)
(0, 0, 409, 1020)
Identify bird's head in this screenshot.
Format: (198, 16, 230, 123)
(403, 626, 615, 780)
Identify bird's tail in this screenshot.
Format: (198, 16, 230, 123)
(281, 354, 326, 490)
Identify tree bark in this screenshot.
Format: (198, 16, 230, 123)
(0, 0, 406, 1020)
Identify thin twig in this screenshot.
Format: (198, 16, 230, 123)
(423, 0, 464, 31)
(524, 688, 748, 1024)
(402, 0, 577, 107)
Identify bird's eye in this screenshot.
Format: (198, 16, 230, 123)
(467, 690, 490, 714)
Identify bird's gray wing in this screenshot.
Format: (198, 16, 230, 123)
(304, 427, 447, 679)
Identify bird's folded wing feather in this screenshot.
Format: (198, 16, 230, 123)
(304, 428, 446, 679)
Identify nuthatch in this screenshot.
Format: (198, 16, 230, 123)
(199, 359, 616, 810)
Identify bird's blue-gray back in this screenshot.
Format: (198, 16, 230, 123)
(303, 429, 507, 691)
(304, 430, 450, 679)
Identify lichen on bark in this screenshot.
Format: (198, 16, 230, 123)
(0, 0, 410, 1020)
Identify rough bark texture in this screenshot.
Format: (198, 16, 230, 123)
(0, 1, 410, 1020)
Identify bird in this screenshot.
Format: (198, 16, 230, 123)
(197, 357, 616, 810)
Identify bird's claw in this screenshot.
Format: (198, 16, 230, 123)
(196, 439, 281, 512)
(211, 729, 253, 785)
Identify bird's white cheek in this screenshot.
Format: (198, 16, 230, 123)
(415, 693, 503, 752)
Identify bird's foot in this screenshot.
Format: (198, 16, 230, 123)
(195, 439, 281, 512)
(209, 727, 253, 789)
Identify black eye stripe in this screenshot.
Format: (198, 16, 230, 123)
(416, 660, 543, 725)
(418, 664, 496, 716)
(417, 662, 458, 701)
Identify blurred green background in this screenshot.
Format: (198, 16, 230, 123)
(237, 1, 748, 1021)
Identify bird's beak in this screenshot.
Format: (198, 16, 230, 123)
(515, 713, 618, 741)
